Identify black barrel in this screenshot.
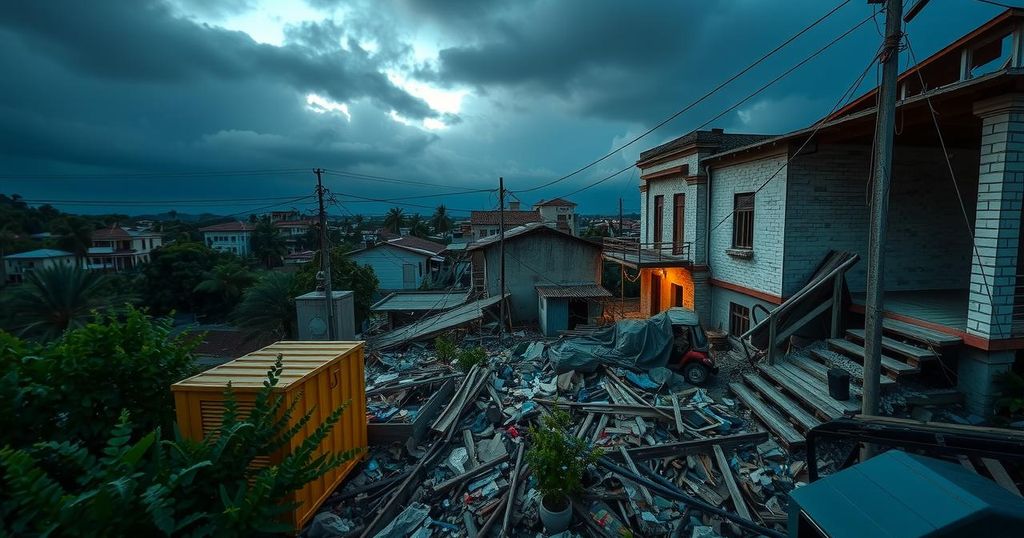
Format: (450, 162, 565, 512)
(827, 368, 851, 401)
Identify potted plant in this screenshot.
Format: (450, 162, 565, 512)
(526, 408, 601, 533)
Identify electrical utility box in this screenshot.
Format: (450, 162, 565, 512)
(296, 290, 355, 340)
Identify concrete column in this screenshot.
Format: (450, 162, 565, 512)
(691, 182, 708, 265)
(957, 348, 1016, 416)
(692, 268, 712, 326)
(969, 95, 1024, 340)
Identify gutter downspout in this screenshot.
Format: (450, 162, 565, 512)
(704, 163, 713, 271)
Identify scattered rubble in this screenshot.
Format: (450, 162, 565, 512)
(308, 334, 803, 537)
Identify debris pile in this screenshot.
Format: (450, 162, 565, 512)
(309, 336, 801, 537)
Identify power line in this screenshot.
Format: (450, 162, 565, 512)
(19, 194, 313, 206)
(218, 195, 318, 220)
(323, 168, 491, 190)
(0, 168, 310, 180)
(541, 10, 876, 203)
(515, 0, 855, 194)
(975, 0, 1022, 9)
(710, 41, 883, 234)
(335, 192, 477, 213)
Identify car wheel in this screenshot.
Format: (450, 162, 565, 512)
(683, 363, 709, 386)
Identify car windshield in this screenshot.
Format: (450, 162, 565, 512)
(691, 325, 708, 348)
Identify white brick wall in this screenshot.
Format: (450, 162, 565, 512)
(968, 98, 1024, 339)
(640, 152, 702, 261)
(710, 286, 774, 334)
(708, 152, 788, 297)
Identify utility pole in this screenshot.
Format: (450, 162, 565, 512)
(315, 168, 336, 340)
(618, 197, 624, 238)
(862, 0, 903, 432)
(498, 176, 506, 344)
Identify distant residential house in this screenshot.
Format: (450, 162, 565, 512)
(469, 204, 542, 240)
(199, 221, 254, 256)
(467, 222, 608, 329)
(349, 234, 447, 291)
(533, 198, 580, 236)
(273, 219, 316, 254)
(88, 225, 164, 271)
(4, 249, 76, 283)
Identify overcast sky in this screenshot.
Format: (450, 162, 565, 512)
(0, 0, 1004, 218)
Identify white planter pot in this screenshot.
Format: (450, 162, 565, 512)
(538, 494, 573, 533)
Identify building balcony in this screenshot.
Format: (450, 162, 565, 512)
(601, 237, 692, 268)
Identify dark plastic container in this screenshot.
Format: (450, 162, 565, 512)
(827, 368, 851, 401)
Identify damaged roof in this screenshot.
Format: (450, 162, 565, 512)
(535, 283, 612, 298)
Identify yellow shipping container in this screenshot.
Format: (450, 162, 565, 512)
(171, 341, 367, 530)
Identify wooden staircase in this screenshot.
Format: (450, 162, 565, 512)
(730, 318, 962, 450)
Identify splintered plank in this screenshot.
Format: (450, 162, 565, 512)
(981, 458, 1023, 497)
(805, 349, 896, 391)
(728, 382, 804, 449)
(845, 329, 939, 366)
(713, 445, 752, 521)
(827, 338, 919, 378)
(743, 373, 822, 432)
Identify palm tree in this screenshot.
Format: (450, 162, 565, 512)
(383, 207, 405, 233)
(1, 264, 116, 340)
(193, 260, 256, 306)
(53, 216, 94, 263)
(230, 272, 298, 339)
(250, 216, 287, 268)
(431, 205, 453, 239)
(407, 214, 429, 238)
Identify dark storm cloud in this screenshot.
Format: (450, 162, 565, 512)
(0, 0, 434, 120)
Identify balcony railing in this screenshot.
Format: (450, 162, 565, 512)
(602, 237, 691, 267)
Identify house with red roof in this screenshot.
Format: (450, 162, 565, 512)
(88, 225, 163, 271)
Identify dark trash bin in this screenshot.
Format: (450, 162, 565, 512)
(827, 368, 851, 401)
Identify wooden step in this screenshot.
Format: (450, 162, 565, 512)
(826, 339, 920, 378)
(729, 382, 805, 449)
(788, 355, 863, 398)
(881, 318, 962, 348)
(845, 329, 939, 367)
(757, 364, 852, 421)
(742, 373, 822, 432)
(805, 349, 897, 390)
(775, 362, 861, 415)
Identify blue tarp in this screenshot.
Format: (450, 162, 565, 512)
(548, 311, 676, 374)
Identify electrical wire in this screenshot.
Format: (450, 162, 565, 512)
(903, 35, 1011, 336)
(539, 10, 876, 202)
(19, 194, 314, 206)
(515, 0, 855, 194)
(335, 192, 477, 213)
(975, 0, 1023, 9)
(0, 168, 310, 180)
(324, 168, 492, 190)
(709, 43, 883, 234)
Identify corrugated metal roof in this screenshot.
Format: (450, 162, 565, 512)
(4, 248, 74, 259)
(370, 294, 507, 349)
(371, 290, 470, 312)
(535, 283, 612, 298)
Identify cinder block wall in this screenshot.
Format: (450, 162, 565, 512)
(783, 144, 979, 296)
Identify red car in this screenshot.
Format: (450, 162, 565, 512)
(664, 308, 718, 385)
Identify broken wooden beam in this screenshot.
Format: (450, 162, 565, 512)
(713, 444, 752, 521)
(604, 431, 770, 462)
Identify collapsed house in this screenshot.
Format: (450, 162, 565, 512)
(606, 9, 1024, 417)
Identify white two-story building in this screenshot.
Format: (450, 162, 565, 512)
(88, 225, 163, 271)
(199, 221, 254, 256)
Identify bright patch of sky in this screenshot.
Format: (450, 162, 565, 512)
(306, 93, 351, 121)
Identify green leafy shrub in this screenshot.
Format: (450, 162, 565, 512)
(0, 356, 358, 537)
(455, 346, 488, 372)
(434, 334, 457, 363)
(525, 408, 601, 509)
(996, 371, 1024, 417)
(0, 307, 197, 452)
